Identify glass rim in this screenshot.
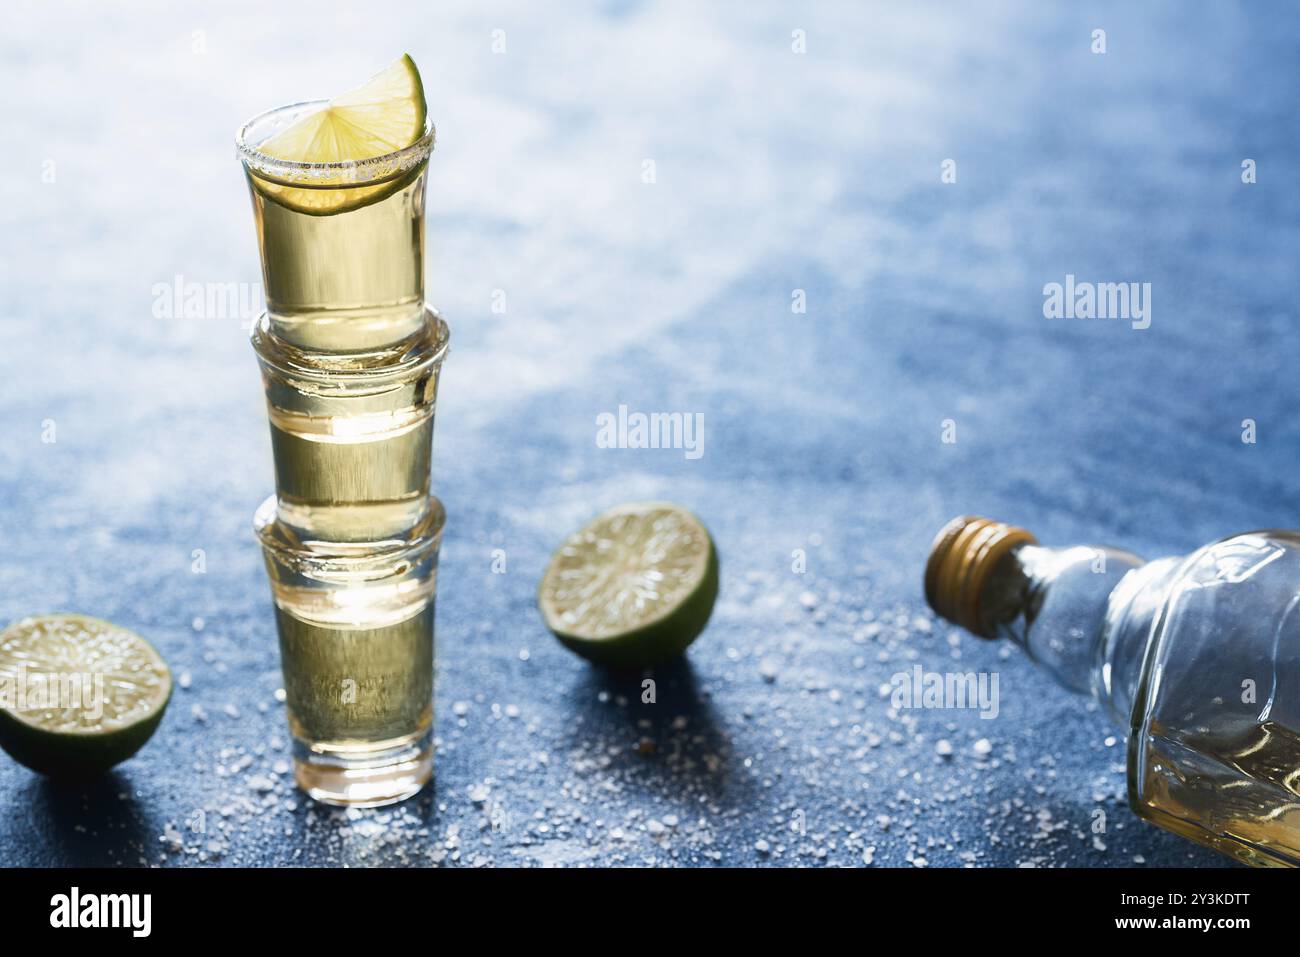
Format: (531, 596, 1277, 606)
(235, 99, 435, 185)
(254, 492, 447, 574)
(250, 308, 450, 385)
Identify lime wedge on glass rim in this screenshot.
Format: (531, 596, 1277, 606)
(539, 502, 719, 668)
(0, 614, 172, 777)
(248, 53, 430, 215)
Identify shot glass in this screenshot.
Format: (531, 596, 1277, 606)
(250, 309, 449, 544)
(255, 494, 446, 807)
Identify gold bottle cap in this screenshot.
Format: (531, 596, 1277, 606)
(924, 516, 1037, 639)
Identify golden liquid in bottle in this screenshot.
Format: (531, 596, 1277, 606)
(1135, 718, 1300, 867)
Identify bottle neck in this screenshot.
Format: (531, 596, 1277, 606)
(924, 517, 1183, 730)
(979, 543, 1178, 728)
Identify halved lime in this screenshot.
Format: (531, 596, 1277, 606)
(539, 502, 719, 668)
(0, 614, 172, 777)
(251, 54, 429, 214)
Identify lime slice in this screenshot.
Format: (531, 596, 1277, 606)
(0, 614, 172, 777)
(539, 502, 719, 668)
(251, 54, 429, 214)
(261, 54, 427, 164)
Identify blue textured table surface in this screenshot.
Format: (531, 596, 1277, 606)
(2, 1, 1297, 867)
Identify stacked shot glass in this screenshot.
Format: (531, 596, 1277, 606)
(237, 103, 447, 807)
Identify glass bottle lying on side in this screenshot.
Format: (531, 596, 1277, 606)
(925, 516, 1300, 868)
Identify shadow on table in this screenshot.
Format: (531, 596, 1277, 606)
(563, 656, 750, 803)
(21, 770, 154, 866)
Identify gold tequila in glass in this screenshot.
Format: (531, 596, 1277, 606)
(237, 99, 446, 806)
(251, 310, 449, 543)
(239, 101, 435, 353)
(255, 496, 444, 806)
